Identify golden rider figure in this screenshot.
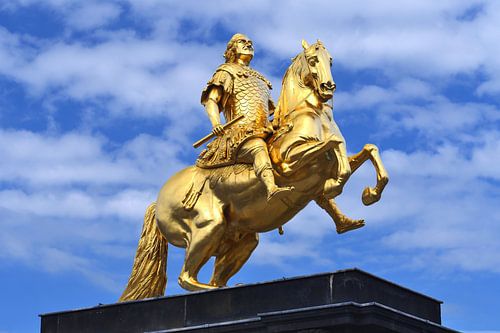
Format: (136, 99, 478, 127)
(196, 33, 293, 201)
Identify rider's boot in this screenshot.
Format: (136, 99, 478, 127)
(260, 169, 294, 201)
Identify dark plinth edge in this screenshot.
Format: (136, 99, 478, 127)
(148, 302, 459, 333)
(39, 267, 441, 317)
(40, 268, 454, 333)
(332, 268, 442, 303)
(146, 317, 261, 333)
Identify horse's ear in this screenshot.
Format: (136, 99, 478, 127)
(317, 39, 322, 45)
(301, 39, 310, 50)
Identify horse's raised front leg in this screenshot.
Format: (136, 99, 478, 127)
(349, 144, 389, 205)
(178, 207, 226, 291)
(209, 233, 259, 287)
(315, 196, 365, 234)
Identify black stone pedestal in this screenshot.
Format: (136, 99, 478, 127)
(40, 268, 459, 333)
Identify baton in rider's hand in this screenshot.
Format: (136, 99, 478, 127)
(192, 114, 245, 148)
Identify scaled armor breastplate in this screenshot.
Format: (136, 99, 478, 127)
(224, 68, 272, 132)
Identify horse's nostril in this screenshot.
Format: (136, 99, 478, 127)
(321, 82, 335, 91)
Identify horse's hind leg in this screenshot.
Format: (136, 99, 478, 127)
(348, 144, 389, 205)
(209, 233, 259, 287)
(178, 208, 226, 291)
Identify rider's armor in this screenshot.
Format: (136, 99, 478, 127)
(197, 63, 274, 168)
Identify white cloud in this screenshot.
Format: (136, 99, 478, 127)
(335, 79, 500, 141)
(122, 1, 496, 80)
(360, 142, 500, 272)
(0, 129, 184, 187)
(1, 0, 121, 31)
(0, 211, 132, 292)
(2, 0, 500, 120)
(246, 131, 500, 277)
(0, 0, 496, 177)
(0, 26, 222, 119)
(0, 129, 188, 290)
(335, 79, 436, 110)
(252, 204, 336, 270)
(66, 2, 121, 31)
(0, 188, 155, 220)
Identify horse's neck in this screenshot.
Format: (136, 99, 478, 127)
(277, 77, 319, 124)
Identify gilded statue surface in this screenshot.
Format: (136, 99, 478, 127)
(119, 34, 389, 301)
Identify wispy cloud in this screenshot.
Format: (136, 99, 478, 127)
(250, 133, 500, 276)
(0, 129, 184, 187)
(0, 30, 219, 117)
(0, 129, 187, 292)
(1, 0, 121, 31)
(336, 80, 500, 143)
(117, 1, 500, 92)
(2, 0, 500, 121)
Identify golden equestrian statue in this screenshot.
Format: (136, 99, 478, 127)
(119, 34, 388, 301)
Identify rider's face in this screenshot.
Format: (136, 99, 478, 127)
(235, 37, 254, 61)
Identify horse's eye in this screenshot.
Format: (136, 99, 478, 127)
(308, 58, 317, 66)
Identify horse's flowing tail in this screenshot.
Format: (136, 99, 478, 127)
(119, 202, 168, 302)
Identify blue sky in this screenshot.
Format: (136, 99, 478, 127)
(0, 1, 499, 332)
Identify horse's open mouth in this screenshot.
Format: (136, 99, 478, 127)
(319, 90, 334, 101)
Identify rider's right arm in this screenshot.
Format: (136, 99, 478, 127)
(205, 86, 225, 135)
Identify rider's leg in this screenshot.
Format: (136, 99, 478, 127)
(315, 195, 365, 234)
(240, 138, 293, 201)
(209, 233, 259, 287)
(276, 134, 332, 175)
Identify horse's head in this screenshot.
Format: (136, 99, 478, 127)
(274, 39, 336, 128)
(301, 39, 335, 102)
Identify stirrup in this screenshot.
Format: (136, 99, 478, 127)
(267, 186, 294, 202)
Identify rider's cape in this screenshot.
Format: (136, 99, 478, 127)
(196, 63, 275, 169)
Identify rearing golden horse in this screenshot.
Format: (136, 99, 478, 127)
(119, 40, 388, 301)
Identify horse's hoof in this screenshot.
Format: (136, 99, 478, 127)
(209, 281, 227, 288)
(362, 187, 380, 206)
(178, 276, 217, 291)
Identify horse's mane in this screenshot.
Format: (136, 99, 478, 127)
(274, 51, 309, 127)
